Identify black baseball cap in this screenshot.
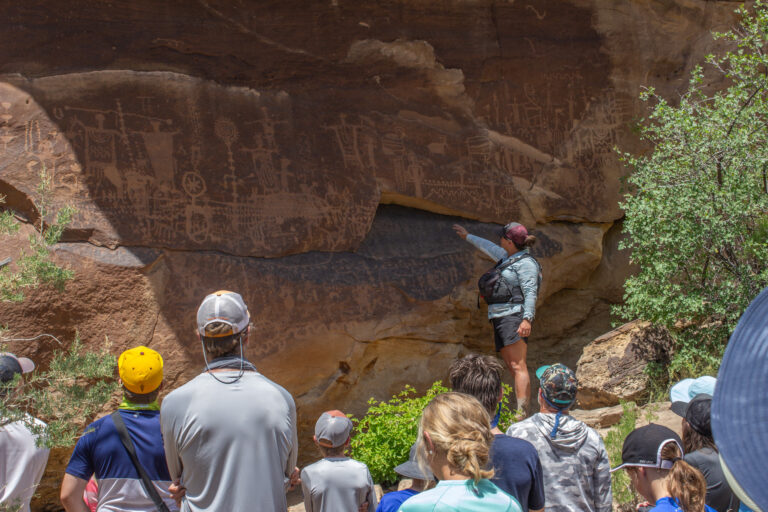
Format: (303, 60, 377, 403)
(671, 394, 712, 437)
(611, 424, 684, 472)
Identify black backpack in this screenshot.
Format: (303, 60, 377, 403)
(478, 252, 541, 305)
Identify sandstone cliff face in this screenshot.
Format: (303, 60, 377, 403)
(0, 1, 740, 507)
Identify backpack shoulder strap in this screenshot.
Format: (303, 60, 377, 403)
(110, 411, 171, 512)
(496, 256, 518, 271)
(514, 252, 542, 274)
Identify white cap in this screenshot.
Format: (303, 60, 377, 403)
(196, 290, 250, 337)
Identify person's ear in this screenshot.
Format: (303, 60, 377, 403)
(497, 388, 504, 404)
(423, 431, 435, 455)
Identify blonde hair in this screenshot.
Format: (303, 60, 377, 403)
(417, 392, 495, 483)
(202, 321, 243, 358)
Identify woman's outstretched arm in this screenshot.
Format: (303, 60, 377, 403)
(453, 224, 507, 262)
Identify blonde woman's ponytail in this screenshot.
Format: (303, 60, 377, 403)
(417, 392, 495, 484)
(446, 429, 494, 482)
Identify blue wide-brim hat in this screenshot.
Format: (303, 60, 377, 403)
(712, 286, 768, 510)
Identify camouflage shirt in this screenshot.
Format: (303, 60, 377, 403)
(506, 413, 612, 512)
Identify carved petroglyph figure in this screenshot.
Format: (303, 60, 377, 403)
(214, 117, 240, 201)
(327, 113, 377, 172)
(0, 101, 14, 153)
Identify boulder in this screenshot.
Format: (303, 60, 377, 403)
(572, 401, 683, 439)
(575, 321, 674, 409)
(571, 404, 626, 429)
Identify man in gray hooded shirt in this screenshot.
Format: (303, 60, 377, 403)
(506, 364, 612, 512)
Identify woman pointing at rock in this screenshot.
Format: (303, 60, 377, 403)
(453, 222, 541, 413)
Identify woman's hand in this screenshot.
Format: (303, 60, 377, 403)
(452, 224, 469, 239)
(517, 319, 532, 338)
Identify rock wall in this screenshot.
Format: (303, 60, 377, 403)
(0, 1, 741, 508)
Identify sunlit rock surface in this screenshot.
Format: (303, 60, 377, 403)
(0, 1, 740, 508)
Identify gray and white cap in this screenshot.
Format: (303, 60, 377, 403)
(196, 290, 250, 337)
(0, 352, 35, 384)
(314, 410, 353, 448)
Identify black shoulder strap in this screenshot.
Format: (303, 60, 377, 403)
(495, 256, 517, 271)
(111, 411, 171, 512)
(498, 252, 538, 272)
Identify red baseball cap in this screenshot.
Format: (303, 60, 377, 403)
(500, 222, 528, 246)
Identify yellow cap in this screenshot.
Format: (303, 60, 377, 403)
(118, 346, 163, 394)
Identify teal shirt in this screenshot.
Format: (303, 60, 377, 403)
(398, 479, 521, 512)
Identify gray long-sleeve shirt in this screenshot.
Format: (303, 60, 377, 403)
(466, 234, 540, 320)
(161, 370, 298, 512)
(301, 457, 377, 512)
(506, 414, 612, 512)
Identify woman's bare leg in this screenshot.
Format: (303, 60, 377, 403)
(500, 341, 530, 412)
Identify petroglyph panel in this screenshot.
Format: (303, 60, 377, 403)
(320, 110, 531, 223)
(1, 72, 380, 256)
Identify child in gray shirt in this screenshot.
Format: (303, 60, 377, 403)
(301, 410, 377, 512)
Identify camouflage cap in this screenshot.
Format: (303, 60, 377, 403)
(537, 363, 578, 408)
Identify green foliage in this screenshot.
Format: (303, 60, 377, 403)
(0, 336, 117, 448)
(643, 361, 669, 403)
(616, 2, 768, 382)
(0, 167, 76, 302)
(1, 169, 117, 450)
(604, 402, 640, 511)
(498, 382, 526, 431)
(0, 195, 20, 237)
(350, 382, 449, 486)
(349, 381, 522, 486)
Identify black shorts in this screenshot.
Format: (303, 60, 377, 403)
(492, 312, 527, 352)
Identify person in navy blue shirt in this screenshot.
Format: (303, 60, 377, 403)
(376, 442, 433, 512)
(60, 346, 177, 512)
(613, 424, 716, 512)
(448, 354, 545, 512)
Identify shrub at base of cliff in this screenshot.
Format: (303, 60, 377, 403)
(350, 381, 521, 486)
(1, 170, 118, 448)
(616, 1, 768, 384)
(0, 336, 117, 448)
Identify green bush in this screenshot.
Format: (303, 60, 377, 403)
(0, 336, 117, 448)
(1, 168, 117, 449)
(615, 1, 768, 385)
(350, 382, 449, 486)
(604, 402, 640, 511)
(349, 381, 522, 486)
(0, 168, 75, 302)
